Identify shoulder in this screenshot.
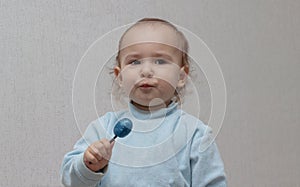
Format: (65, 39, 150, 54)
(178, 110, 214, 149)
(178, 110, 209, 135)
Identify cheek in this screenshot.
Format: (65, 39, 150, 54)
(156, 70, 180, 88)
(120, 72, 136, 93)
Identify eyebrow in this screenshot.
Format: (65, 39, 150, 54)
(123, 51, 174, 62)
(152, 52, 173, 61)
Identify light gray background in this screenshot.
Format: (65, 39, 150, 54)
(1, 0, 299, 186)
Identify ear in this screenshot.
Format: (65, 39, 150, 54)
(177, 65, 188, 88)
(114, 66, 123, 86)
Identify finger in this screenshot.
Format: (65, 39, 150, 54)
(107, 141, 115, 159)
(110, 140, 115, 149)
(89, 140, 112, 163)
(101, 139, 115, 158)
(97, 141, 110, 160)
(84, 150, 99, 165)
(102, 139, 112, 152)
(89, 144, 103, 161)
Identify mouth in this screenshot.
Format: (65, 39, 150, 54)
(140, 84, 153, 88)
(136, 80, 156, 90)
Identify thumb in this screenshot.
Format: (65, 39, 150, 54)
(110, 141, 115, 149)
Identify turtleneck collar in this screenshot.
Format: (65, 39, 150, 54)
(128, 100, 178, 120)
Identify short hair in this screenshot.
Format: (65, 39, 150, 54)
(114, 18, 190, 104)
(116, 18, 189, 73)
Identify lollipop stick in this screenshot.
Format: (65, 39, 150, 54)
(109, 135, 117, 143)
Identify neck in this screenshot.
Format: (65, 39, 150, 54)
(130, 100, 172, 112)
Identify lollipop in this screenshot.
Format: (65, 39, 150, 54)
(88, 118, 132, 165)
(110, 118, 133, 143)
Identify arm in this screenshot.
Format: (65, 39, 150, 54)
(190, 127, 227, 187)
(60, 120, 111, 187)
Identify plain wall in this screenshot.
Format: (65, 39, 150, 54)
(1, 0, 299, 186)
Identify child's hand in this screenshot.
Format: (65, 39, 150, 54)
(83, 139, 114, 172)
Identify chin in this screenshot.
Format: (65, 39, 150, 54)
(132, 98, 168, 107)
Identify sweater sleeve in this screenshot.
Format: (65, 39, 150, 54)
(190, 127, 227, 187)
(60, 118, 109, 187)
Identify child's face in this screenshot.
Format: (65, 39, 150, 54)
(114, 24, 187, 109)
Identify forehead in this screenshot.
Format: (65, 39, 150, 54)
(120, 23, 182, 51)
(119, 42, 182, 62)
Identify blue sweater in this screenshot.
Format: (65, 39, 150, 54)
(61, 102, 226, 187)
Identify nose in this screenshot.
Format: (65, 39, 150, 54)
(140, 61, 154, 78)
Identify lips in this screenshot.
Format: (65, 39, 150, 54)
(137, 80, 156, 89)
(140, 84, 153, 88)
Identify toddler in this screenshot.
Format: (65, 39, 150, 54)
(61, 18, 226, 187)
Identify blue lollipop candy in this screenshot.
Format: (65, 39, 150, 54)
(88, 118, 133, 165)
(110, 118, 133, 143)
